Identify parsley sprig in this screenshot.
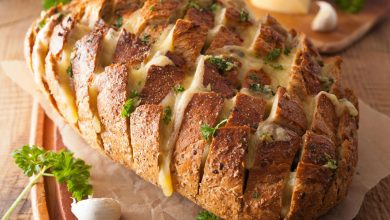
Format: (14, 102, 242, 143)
(201, 119, 227, 142)
(43, 0, 71, 10)
(323, 153, 338, 170)
(196, 210, 219, 220)
(2, 145, 92, 220)
(121, 91, 140, 118)
(205, 55, 235, 72)
(335, 0, 365, 13)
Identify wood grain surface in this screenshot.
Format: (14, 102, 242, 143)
(246, 0, 390, 53)
(0, 0, 389, 219)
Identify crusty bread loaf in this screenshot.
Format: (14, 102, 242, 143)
(25, 0, 359, 219)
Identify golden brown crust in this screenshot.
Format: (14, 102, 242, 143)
(203, 59, 238, 98)
(207, 26, 243, 54)
(271, 87, 307, 135)
(140, 65, 185, 104)
(130, 104, 162, 184)
(197, 126, 250, 220)
(310, 94, 338, 143)
(72, 26, 105, 150)
(172, 92, 224, 200)
(113, 29, 151, 67)
(184, 8, 214, 29)
(172, 19, 208, 69)
(94, 64, 132, 168)
(226, 93, 266, 131)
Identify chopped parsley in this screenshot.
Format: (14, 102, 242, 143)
(38, 19, 46, 29)
(140, 34, 151, 45)
(205, 55, 235, 72)
(209, 3, 220, 12)
(121, 98, 138, 118)
(323, 153, 337, 170)
(163, 106, 172, 124)
(66, 65, 73, 77)
(240, 10, 250, 22)
(284, 48, 291, 56)
(259, 132, 273, 142)
(129, 90, 139, 98)
(150, 5, 156, 11)
(196, 211, 219, 220)
(201, 119, 228, 142)
(249, 84, 275, 97)
(264, 48, 282, 63)
(43, 0, 71, 10)
(114, 16, 123, 28)
(173, 84, 185, 94)
(252, 191, 260, 199)
(319, 75, 335, 92)
(269, 63, 284, 70)
(335, 0, 365, 13)
(188, 1, 201, 10)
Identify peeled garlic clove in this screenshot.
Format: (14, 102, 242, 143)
(71, 198, 121, 220)
(311, 1, 338, 32)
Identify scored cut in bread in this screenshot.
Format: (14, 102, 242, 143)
(25, 0, 359, 219)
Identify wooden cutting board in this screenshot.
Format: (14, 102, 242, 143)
(246, 0, 390, 53)
(29, 101, 76, 220)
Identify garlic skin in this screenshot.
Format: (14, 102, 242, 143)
(71, 198, 121, 220)
(311, 1, 338, 32)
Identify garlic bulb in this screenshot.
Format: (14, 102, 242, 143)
(311, 1, 338, 32)
(71, 198, 121, 220)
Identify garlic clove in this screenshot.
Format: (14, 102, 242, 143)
(311, 1, 338, 32)
(71, 198, 121, 220)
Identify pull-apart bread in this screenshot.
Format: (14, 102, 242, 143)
(25, 0, 359, 219)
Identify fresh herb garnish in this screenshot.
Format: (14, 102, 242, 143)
(284, 48, 291, 56)
(264, 48, 282, 63)
(201, 119, 227, 142)
(66, 65, 73, 77)
(2, 145, 92, 220)
(259, 132, 273, 142)
(129, 90, 139, 98)
(196, 210, 219, 220)
(249, 84, 275, 96)
(150, 5, 156, 11)
(269, 63, 284, 70)
(205, 55, 235, 72)
(209, 3, 220, 12)
(188, 1, 201, 10)
(252, 191, 260, 199)
(38, 19, 47, 29)
(173, 84, 185, 94)
(335, 0, 365, 13)
(121, 98, 139, 118)
(114, 16, 123, 28)
(43, 0, 71, 10)
(163, 106, 172, 124)
(240, 9, 250, 22)
(319, 75, 335, 92)
(323, 153, 337, 170)
(140, 34, 151, 45)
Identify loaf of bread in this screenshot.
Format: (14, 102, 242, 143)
(25, 0, 359, 219)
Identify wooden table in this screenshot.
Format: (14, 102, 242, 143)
(0, 1, 389, 219)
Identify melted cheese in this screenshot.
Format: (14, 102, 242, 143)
(281, 172, 296, 217)
(100, 28, 120, 68)
(319, 92, 358, 117)
(123, 9, 145, 34)
(150, 25, 175, 57)
(250, 0, 312, 14)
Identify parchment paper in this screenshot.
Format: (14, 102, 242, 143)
(1, 60, 390, 220)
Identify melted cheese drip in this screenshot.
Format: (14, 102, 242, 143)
(281, 172, 296, 217)
(100, 28, 120, 68)
(319, 92, 358, 117)
(157, 57, 206, 196)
